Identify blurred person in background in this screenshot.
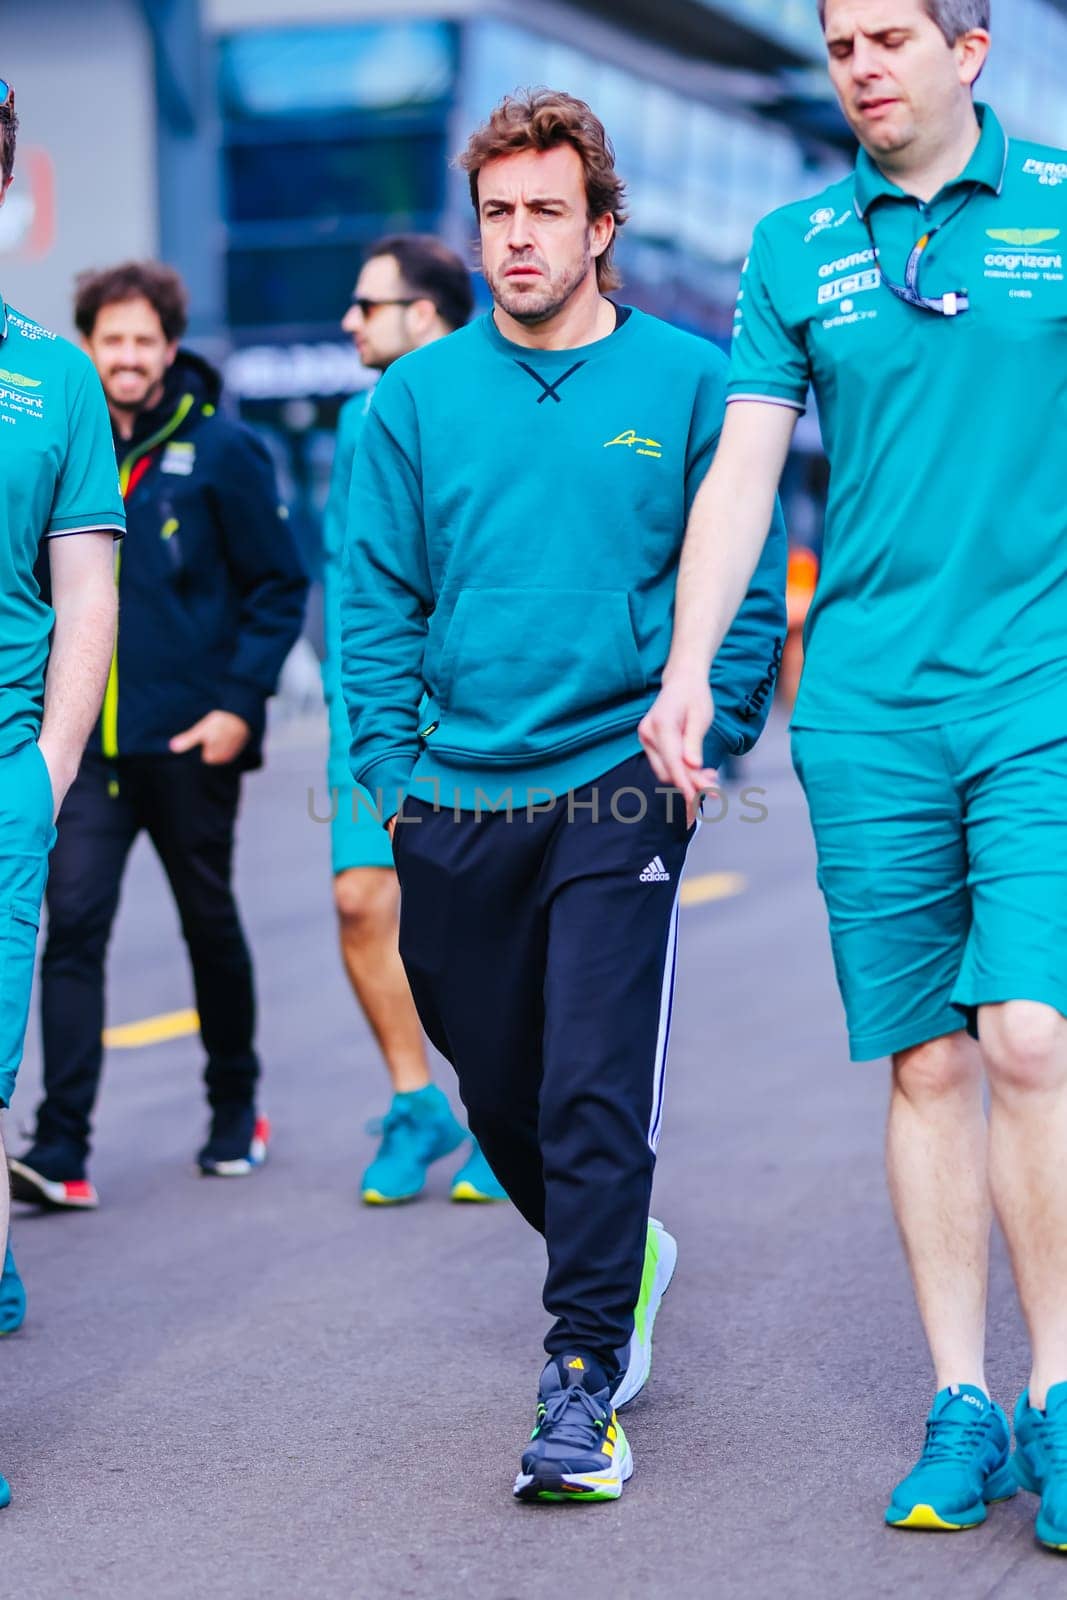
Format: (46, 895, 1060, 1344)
(640, 0, 1067, 1554)
(342, 91, 785, 1503)
(0, 79, 124, 1505)
(10, 262, 307, 1211)
(324, 234, 505, 1206)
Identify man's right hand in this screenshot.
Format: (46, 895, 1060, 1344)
(639, 672, 717, 808)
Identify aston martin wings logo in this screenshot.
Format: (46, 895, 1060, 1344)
(0, 367, 41, 389)
(986, 228, 1061, 247)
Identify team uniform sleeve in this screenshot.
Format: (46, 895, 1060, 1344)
(341, 373, 433, 820)
(322, 398, 365, 779)
(726, 220, 810, 412)
(47, 362, 125, 538)
(208, 426, 309, 730)
(685, 351, 789, 771)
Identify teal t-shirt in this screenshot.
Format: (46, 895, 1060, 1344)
(322, 389, 371, 789)
(342, 308, 787, 814)
(728, 104, 1067, 730)
(0, 298, 124, 753)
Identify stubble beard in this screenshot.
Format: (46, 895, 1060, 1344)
(488, 248, 594, 326)
(105, 371, 163, 413)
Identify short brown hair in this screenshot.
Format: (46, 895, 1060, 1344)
(365, 233, 474, 331)
(457, 89, 628, 292)
(73, 260, 189, 342)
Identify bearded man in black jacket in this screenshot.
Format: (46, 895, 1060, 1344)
(10, 262, 308, 1208)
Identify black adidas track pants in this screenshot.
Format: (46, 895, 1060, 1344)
(392, 752, 693, 1382)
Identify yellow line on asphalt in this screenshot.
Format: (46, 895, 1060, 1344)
(102, 876, 747, 1049)
(103, 1008, 200, 1049)
(680, 871, 747, 907)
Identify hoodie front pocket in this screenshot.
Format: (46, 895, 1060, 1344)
(432, 588, 646, 761)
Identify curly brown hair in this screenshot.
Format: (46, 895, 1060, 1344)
(73, 260, 189, 342)
(0, 102, 18, 186)
(457, 89, 628, 292)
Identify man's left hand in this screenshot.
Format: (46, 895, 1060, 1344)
(170, 711, 252, 766)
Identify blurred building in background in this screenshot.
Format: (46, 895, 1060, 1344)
(4, 0, 1067, 587)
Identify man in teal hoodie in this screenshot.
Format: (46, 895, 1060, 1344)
(322, 234, 504, 1205)
(342, 90, 786, 1502)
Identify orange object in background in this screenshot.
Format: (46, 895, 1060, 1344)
(779, 546, 819, 710)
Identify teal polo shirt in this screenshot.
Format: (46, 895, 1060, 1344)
(728, 104, 1067, 730)
(322, 389, 372, 790)
(0, 298, 124, 753)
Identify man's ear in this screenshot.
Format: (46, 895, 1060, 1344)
(165, 339, 180, 368)
(590, 211, 615, 262)
(409, 297, 438, 342)
(0, 173, 12, 208)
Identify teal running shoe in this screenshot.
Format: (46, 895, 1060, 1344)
(611, 1218, 678, 1410)
(1013, 1383, 1067, 1551)
(886, 1385, 1015, 1530)
(0, 1244, 25, 1336)
(450, 1139, 508, 1202)
(361, 1084, 465, 1204)
(514, 1354, 633, 1504)
(0, 1473, 9, 1509)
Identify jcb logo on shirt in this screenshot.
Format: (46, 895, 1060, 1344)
(817, 269, 880, 306)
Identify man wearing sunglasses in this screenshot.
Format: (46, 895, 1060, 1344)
(641, 0, 1067, 1553)
(0, 80, 124, 1507)
(322, 235, 505, 1204)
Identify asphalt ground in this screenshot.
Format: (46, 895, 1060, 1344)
(0, 710, 1059, 1600)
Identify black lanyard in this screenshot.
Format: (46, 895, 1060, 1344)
(861, 186, 977, 318)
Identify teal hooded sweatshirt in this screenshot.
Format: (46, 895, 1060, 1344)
(341, 307, 786, 815)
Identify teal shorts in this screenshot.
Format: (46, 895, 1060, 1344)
(791, 679, 1067, 1061)
(330, 783, 394, 875)
(0, 741, 55, 1106)
(324, 664, 394, 875)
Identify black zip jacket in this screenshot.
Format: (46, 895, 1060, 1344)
(92, 350, 308, 768)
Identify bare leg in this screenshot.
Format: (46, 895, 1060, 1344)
(0, 1118, 8, 1262)
(981, 1000, 1067, 1409)
(887, 1031, 990, 1392)
(333, 868, 429, 1095)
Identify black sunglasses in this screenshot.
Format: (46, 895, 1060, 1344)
(0, 80, 14, 119)
(350, 296, 421, 317)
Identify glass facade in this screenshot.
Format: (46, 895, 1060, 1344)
(710, 0, 825, 56)
(219, 22, 458, 339)
(981, 0, 1067, 147)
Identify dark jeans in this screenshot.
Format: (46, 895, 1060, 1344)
(392, 753, 693, 1382)
(35, 748, 259, 1161)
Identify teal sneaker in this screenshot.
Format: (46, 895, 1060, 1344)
(611, 1218, 678, 1410)
(0, 1244, 25, 1336)
(0, 1473, 10, 1509)
(361, 1085, 466, 1204)
(885, 1385, 1015, 1530)
(450, 1140, 508, 1202)
(1013, 1383, 1067, 1551)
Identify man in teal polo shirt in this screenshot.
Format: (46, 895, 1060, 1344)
(641, 0, 1067, 1551)
(322, 234, 505, 1204)
(0, 81, 124, 1508)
